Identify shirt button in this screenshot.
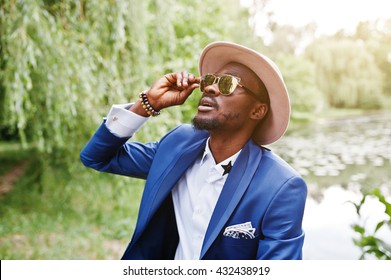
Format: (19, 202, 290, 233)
(112, 116, 118, 121)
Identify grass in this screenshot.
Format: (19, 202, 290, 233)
(0, 142, 31, 176)
(0, 145, 145, 259)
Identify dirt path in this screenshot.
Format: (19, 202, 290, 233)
(0, 161, 29, 196)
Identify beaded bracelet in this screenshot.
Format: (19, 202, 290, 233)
(139, 91, 161, 117)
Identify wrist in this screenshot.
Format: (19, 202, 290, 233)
(143, 89, 163, 111)
(129, 100, 150, 117)
(139, 91, 161, 117)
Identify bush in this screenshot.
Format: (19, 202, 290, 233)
(351, 188, 391, 260)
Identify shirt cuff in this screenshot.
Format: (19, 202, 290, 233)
(105, 103, 149, 138)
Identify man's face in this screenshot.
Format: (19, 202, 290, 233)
(193, 62, 264, 132)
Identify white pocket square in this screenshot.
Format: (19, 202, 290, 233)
(223, 221, 256, 239)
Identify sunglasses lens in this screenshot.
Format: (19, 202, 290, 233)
(204, 75, 216, 86)
(200, 74, 239, 95)
(201, 74, 215, 91)
(219, 76, 236, 95)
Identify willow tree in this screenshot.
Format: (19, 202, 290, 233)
(1, 1, 148, 165)
(275, 54, 324, 114)
(0, 0, 255, 172)
(306, 38, 383, 109)
(354, 19, 391, 98)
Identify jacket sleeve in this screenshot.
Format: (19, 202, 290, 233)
(256, 176, 307, 260)
(80, 122, 158, 179)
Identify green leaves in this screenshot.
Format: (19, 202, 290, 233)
(351, 188, 391, 260)
(0, 0, 253, 170)
(3, 0, 389, 174)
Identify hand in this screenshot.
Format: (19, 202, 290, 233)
(146, 71, 200, 111)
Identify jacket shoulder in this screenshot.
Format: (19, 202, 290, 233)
(260, 148, 301, 178)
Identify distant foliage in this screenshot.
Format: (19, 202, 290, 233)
(0, 0, 252, 169)
(276, 54, 324, 113)
(1, 0, 150, 165)
(1, 0, 391, 172)
(354, 20, 391, 97)
(351, 188, 391, 260)
(306, 38, 384, 109)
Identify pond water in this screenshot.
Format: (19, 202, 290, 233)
(268, 112, 391, 259)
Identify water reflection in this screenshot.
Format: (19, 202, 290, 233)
(302, 185, 391, 259)
(270, 113, 391, 195)
(268, 113, 391, 259)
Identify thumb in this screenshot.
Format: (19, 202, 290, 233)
(183, 83, 200, 98)
(175, 83, 199, 105)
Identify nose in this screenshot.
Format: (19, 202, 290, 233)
(203, 84, 220, 96)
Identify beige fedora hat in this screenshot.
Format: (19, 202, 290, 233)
(199, 41, 291, 145)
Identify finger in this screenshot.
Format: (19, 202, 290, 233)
(187, 73, 195, 83)
(176, 72, 183, 87)
(189, 74, 200, 84)
(181, 71, 189, 87)
(182, 83, 199, 99)
(163, 73, 177, 86)
(189, 82, 200, 91)
(187, 74, 199, 88)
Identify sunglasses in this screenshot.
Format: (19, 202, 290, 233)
(200, 74, 258, 97)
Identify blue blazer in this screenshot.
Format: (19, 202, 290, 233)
(80, 123, 307, 260)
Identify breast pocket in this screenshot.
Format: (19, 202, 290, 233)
(219, 234, 260, 259)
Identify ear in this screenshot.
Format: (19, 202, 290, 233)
(250, 103, 268, 120)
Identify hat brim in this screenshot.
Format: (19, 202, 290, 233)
(199, 41, 290, 145)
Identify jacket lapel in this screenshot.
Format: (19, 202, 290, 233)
(148, 139, 207, 219)
(133, 136, 208, 242)
(200, 140, 263, 258)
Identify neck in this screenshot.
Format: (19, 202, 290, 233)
(208, 131, 251, 164)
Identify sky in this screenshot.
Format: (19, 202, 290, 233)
(243, 0, 391, 35)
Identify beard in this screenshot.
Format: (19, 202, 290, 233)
(192, 115, 221, 131)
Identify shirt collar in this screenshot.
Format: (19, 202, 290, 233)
(200, 138, 212, 165)
(201, 138, 242, 176)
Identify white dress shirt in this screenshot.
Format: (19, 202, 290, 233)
(104, 104, 240, 259)
(171, 141, 240, 259)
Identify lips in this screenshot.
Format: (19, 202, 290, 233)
(198, 97, 217, 112)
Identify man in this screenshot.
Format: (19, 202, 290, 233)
(80, 41, 307, 260)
